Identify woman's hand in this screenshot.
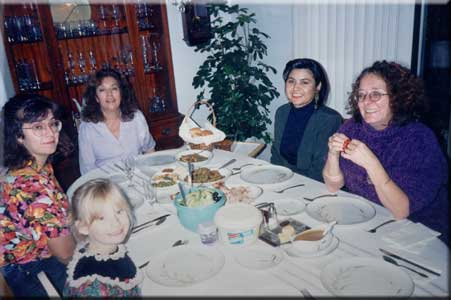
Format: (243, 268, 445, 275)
(341, 138, 378, 170)
(328, 133, 350, 157)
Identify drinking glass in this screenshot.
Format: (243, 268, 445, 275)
(144, 183, 157, 207)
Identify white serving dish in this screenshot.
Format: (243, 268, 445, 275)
(175, 149, 213, 168)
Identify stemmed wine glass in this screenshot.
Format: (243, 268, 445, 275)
(111, 4, 121, 32)
(122, 156, 136, 187)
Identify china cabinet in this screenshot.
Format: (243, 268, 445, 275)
(2, 1, 183, 150)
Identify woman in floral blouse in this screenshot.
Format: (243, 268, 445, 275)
(0, 94, 75, 296)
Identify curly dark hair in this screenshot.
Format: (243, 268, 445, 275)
(283, 58, 330, 107)
(347, 60, 428, 126)
(81, 67, 138, 123)
(2, 93, 65, 170)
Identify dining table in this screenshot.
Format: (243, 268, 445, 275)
(66, 147, 449, 297)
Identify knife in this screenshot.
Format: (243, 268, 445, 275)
(132, 214, 170, 231)
(218, 158, 237, 169)
(379, 248, 441, 276)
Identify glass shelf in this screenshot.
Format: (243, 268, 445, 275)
(55, 27, 128, 40)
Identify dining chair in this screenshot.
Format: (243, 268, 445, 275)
(37, 271, 61, 298)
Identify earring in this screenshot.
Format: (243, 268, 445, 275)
(314, 93, 319, 109)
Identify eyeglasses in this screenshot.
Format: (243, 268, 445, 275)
(355, 91, 389, 103)
(23, 120, 62, 137)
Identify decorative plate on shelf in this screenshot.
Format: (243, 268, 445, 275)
(240, 165, 293, 186)
(146, 245, 225, 286)
(320, 257, 414, 297)
(306, 196, 375, 225)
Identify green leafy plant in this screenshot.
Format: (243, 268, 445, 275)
(192, 3, 280, 143)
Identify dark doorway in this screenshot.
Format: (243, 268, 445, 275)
(414, 2, 450, 158)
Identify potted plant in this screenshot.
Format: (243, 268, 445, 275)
(192, 2, 280, 145)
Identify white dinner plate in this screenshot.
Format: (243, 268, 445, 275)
(274, 198, 306, 216)
(137, 153, 176, 166)
(146, 245, 225, 286)
(281, 236, 339, 258)
(240, 165, 293, 186)
(306, 196, 375, 225)
(233, 245, 284, 270)
(320, 257, 414, 297)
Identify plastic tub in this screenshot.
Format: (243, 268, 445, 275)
(214, 203, 263, 246)
(174, 187, 226, 232)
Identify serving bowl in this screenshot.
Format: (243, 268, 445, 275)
(175, 149, 213, 168)
(174, 187, 226, 232)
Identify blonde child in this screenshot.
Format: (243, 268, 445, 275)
(63, 178, 142, 297)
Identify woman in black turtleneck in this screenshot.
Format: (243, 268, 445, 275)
(271, 58, 342, 182)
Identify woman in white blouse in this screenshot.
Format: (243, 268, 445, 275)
(78, 68, 155, 175)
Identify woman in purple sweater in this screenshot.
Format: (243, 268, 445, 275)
(323, 61, 448, 243)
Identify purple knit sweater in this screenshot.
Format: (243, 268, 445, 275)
(338, 119, 448, 239)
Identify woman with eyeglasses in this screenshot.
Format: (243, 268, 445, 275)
(78, 67, 155, 175)
(271, 58, 342, 181)
(323, 60, 448, 243)
(1, 94, 76, 296)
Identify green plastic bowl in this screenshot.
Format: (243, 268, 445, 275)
(174, 187, 226, 232)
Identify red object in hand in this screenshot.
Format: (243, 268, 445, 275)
(342, 139, 351, 152)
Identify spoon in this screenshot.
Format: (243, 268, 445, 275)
(177, 182, 187, 206)
(382, 255, 428, 278)
(322, 221, 337, 236)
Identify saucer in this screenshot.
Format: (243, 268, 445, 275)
(281, 236, 339, 258)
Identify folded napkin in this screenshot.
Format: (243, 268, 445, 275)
(381, 222, 441, 249)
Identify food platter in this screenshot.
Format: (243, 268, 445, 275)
(146, 245, 225, 286)
(184, 166, 232, 186)
(150, 166, 187, 203)
(220, 183, 263, 204)
(320, 257, 414, 297)
(175, 149, 213, 168)
(240, 165, 293, 186)
(305, 196, 376, 225)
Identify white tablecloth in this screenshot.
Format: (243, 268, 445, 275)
(67, 148, 449, 297)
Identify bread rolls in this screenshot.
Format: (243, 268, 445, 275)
(190, 127, 213, 137)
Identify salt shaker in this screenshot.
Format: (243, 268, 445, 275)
(197, 221, 218, 245)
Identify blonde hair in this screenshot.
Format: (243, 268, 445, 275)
(70, 178, 134, 235)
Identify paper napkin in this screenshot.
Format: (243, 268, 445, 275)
(381, 222, 441, 248)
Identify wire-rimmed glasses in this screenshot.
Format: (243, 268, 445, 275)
(354, 91, 389, 103)
(22, 120, 62, 137)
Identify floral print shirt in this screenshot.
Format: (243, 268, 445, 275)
(0, 160, 70, 267)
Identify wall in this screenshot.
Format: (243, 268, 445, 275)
(166, 1, 415, 161)
(0, 1, 416, 161)
(166, 1, 294, 161)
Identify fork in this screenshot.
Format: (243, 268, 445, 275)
(139, 239, 188, 269)
(274, 184, 305, 193)
(303, 193, 337, 201)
